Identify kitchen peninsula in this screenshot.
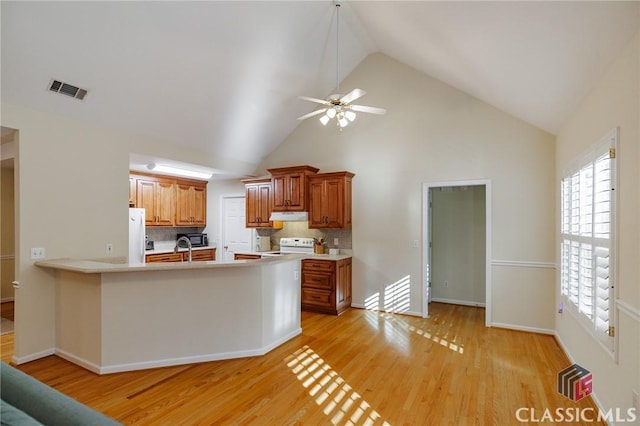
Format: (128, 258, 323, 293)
(35, 256, 302, 374)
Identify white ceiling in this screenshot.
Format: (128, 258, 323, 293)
(2, 1, 638, 169)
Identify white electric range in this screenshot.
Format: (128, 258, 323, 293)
(261, 237, 315, 257)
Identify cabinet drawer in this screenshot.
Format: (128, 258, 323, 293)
(191, 249, 215, 261)
(234, 254, 261, 260)
(302, 288, 332, 307)
(302, 259, 335, 272)
(302, 272, 332, 290)
(146, 253, 183, 263)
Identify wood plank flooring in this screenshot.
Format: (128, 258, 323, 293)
(0, 303, 604, 425)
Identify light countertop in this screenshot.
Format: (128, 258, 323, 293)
(35, 252, 352, 274)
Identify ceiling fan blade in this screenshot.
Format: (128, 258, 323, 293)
(350, 104, 387, 115)
(299, 96, 331, 106)
(340, 88, 366, 105)
(297, 108, 327, 121)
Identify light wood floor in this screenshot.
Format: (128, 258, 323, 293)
(0, 303, 603, 425)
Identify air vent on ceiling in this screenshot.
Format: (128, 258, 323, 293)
(48, 79, 88, 100)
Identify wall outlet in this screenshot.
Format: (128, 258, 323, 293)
(334, 238, 339, 246)
(444, 280, 449, 287)
(106, 243, 113, 255)
(294, 270, 299, 280)
(30, 247, 45, 260)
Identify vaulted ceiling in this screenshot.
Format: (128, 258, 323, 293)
(2, 1, 638, 169)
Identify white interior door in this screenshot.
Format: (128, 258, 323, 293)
(222, 196, 252, 261)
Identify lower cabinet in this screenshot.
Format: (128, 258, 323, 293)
(301, 258, 352, 315)
(234, 253, 262, 260)
(146, 248, 216, 263)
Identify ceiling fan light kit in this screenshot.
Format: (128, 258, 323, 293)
(297, 1, 386, 129)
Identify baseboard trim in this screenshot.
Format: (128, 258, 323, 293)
(57, 327, 303, 375)
(431, 298, 486, 308)
(491, 321, 555, 335)
(12, 348, 56, 365)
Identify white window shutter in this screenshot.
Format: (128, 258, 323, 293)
(559, 127, 616, 353)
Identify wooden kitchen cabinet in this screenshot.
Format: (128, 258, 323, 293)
(234, 253, 262, 260)
(136, 175, 176, 227)
(267, 165, 319, 212)
(301, 257, 352, 315)
(176, 181, 207, 226)
(308, 171, 354, 229)
(129, 177, 136, 207)
(146, 248, 215, 263)
(189, 248, 215, 261)
(131, 172, 208, 227)
(145, 252, 182, 263)
(243, 177, 276, 228)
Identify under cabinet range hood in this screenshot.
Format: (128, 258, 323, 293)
(269, 211, 309, 222)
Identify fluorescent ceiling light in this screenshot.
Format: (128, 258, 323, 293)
(147, 163, 212, 180)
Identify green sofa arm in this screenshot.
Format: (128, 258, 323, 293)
(0, 362, 121, 426)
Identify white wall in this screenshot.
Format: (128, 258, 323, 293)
(0, 103, 256, 362)
(555, 30, 640, 414)
(258, 53, 556, 330)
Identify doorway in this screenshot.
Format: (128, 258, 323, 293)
(422, 180, 492, 326)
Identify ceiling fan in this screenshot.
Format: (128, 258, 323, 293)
(297, 2, 386, 129)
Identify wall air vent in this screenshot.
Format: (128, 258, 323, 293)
(48, 79, 88, 100)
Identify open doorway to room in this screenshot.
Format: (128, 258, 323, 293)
(422, 180, 492, 326)
(1, 127, 18, 345)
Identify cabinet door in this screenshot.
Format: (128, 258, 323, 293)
(336, 258, 352, 311)
(324, 177, 344, 228)
(175, 184, 193, 226)
(129, 177, 136, 207)
(271, 174, 287, 210)
(245, 184, 261, 227)
(191, 185, 207, 226)
(176, 185, 207, 226)
(308, 179, 326, 227)
(155, 181, 175, 226)
(137, 179, 158, 225)
(286, 172, 305, 211)
(245, 182, 272, 228)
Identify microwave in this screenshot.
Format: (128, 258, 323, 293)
(177, 233, 208, 248)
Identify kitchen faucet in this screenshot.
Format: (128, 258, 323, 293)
(175, 236, 193, 263)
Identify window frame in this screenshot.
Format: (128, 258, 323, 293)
(560, 127, 618, 356)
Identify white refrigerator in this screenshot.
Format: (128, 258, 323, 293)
(128, 208, 146, 265)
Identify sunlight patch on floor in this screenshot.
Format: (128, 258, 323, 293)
(286, 345, 391, 426)
(380, 312, 464, 355)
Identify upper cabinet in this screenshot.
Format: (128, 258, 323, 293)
(308, 172, 354, 229)
(176, 181, 207, 226)
(243, 177, 275, 228)
(267, 165, 319, 212)
(136, 175, 176, 226)
(130, 172, 208, 227)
